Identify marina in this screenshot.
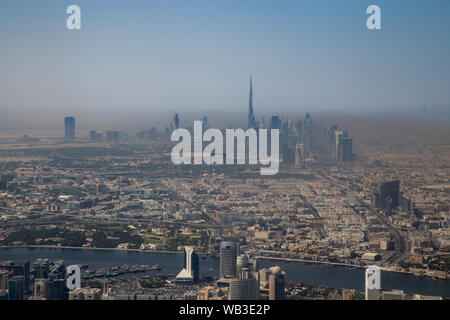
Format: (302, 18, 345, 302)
(82, 264, 161, 279)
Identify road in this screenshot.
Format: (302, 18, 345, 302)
(315, 169, 408, 266)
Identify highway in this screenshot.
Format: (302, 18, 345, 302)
(315, 169, 408, 266)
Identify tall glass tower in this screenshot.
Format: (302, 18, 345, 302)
(64, 116, 75, 139)
(248, 77, 255, 129)
(220, 241, 239, 279)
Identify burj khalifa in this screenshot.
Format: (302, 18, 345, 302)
(248, 77, 256, 129)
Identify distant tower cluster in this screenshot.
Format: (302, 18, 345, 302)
(217, 240, 285, 300)
(1, 259, 68, 300)
(64, 116, 75, 139)
(106, 131, 120, 143)
(280, 114, 312, 167)
(328, 125, 352, 162)
(226, 249, 260, 300)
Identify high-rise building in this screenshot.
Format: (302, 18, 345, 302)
(365, 266, 381, 300)
(8, 276, 25, 300)
(228, 268, 259, 300)
(49, 260, 66, 280)
(106, 131, 120, 143)
(33, 259, 50, 279)
(201, 116, 208, 131)
(248, 77, 256, 129)
(302, 113, 313, 152)
(334, 130, 344, 161)
(331, 127, 352, 162)
(270, 116, 281, 130)
(49, 279, 68, 300)
(12, 261, 30, 295)
(172, 113, 180, 130)
(268, 266, 285, 300)
(34, 279, 51, 300)
(282, 144, 295, 164)
(220, 241, 239, 279)
(294, 143, 305, 168)
(0, 270, 8, 290)
(281, 120, 289, 138)
(259, 268, 270, 289)
(236, 254, 248, 275)
(64, 116, 75, 139)
(373, 180, 401, 215)
(89, 130, 102, 142)
(176, 246, 199, 283)
(341, 138, 352, 162)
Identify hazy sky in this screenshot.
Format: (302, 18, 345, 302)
(1, 0, 449, 118)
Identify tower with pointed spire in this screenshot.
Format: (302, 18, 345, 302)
(248, 77, 256, 129)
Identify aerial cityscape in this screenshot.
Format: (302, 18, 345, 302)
(0, 0, 449, 305)
(0, 76, 448, 301)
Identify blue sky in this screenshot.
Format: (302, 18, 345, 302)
(1, 0, 449, 116)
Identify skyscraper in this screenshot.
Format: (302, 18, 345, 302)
(282, 144, 295, 164)
(33, 259, 50, 279)
(8, 276, 25, 300)
(0, 270, 8, 290)
(302, 113, 313, 153)
(176, 246, 199, 283)
(294, 143, 305, 168)
(365, 266, 381, 300)
(341, 138, 353, 162)
(64, 116, 75, 139)
(49, 279, 68, 300)
(335, 130, 344, 161)
(270, 116, 281, 130)
(172, 113, 180, 130)
(106, 131, 120, 143)
(12, 261, 30, 295)
(228, 268, 259, 300)
(34, 279, 51, 300)
(373, 180, 401, 215)
(268, 266, 285, 300)
(202, 116, 208, 131)
(331, 126, 352, 162)
(220, 241, 239, 279)
(248, 77, 256, 129)
(236, 254, 248, 275)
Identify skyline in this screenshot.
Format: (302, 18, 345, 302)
(0, 1, 449, 307)
(1, 0, 450, 116)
